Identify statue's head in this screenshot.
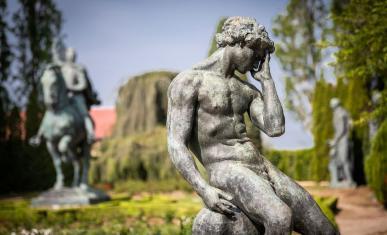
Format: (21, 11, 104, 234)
(330, 98, 340, 109)
(64, 47, 77, 63)
(216, 17, 275, 74)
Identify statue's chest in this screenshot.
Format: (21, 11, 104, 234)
(62, 66, 82, 87)
(198, 77, 250, 114)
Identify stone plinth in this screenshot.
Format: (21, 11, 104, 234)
(31, 187, 110, 208)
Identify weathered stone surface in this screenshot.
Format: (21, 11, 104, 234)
(192, 208, 260, 235)
(31, 187, 110, 208)
(113, 71, 177, 137)
(167, 16, 338, 234)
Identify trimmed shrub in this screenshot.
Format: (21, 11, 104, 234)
(365, 120, 387, 208)
(265, 148, 315, 180)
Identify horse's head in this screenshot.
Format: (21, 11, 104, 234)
(40, 65, 68, 111)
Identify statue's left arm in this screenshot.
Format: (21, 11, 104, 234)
(70, 65, 88, 91)
(248, 53, 285, 137)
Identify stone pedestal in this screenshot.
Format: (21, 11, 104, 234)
(192, 208, 262, 235)
(31, 187, 110, 208)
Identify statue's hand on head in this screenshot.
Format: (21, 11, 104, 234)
(251, 51, 271, 82)
(201, 185, 238, 216)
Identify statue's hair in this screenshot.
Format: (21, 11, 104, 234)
(216, 16, 274, 53)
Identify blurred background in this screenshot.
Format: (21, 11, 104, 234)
(0, 0, 386, 234)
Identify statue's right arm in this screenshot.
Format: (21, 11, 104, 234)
(335, 111, 350, 142)
(167, 74, 209, 196)
(167, 73, 237, 215)
(167, 74, 236, 215)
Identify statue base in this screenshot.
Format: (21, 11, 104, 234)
(192, 207, 262, 235)
(31, 187, 110, 208)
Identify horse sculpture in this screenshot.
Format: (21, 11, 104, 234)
(30, 64, 92, 190)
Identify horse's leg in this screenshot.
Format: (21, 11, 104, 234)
(58, 135, 81, 187)
(80, 143, 91, 190)
(58, 135, 72, 162)
(46, 141, 64, 190)
(71, 157, 80, 188)
(66, 147, 81, 188)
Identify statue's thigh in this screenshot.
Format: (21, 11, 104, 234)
(262, 158, 335, 234)
(209, 164, 289, 224)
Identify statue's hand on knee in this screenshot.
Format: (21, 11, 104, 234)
(29, 135, 42, 147)
(201, 186, 238, 216)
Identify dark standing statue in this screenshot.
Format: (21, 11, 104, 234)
(30, 43, 108, 206)
(328, 98, 355, 188)
(167, 17, 338, 234)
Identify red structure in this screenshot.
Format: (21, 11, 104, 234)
(89, 107, 116, 139)
(17, 107, 115, 140)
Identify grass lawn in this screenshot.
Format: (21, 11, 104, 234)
(0, 182, 337, 235)
(0, 191, 201, 235)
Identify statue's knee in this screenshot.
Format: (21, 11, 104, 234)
(315, 219, 338, 235)
(265, 205, 292, 232)
(323, 225, 339, 235)
(192, 208, 227, 235)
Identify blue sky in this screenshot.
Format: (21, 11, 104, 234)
(53, 0, 313, 149)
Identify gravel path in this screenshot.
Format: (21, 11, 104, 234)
(305, 184, 387, 235)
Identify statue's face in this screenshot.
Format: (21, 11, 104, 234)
(65, 48, 76, 62)
(330, 98, 340, 108)
(232, 40, 267, 74)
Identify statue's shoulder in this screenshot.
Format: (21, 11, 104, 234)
(42, 63, 61, 76)
(170, 69, 203, 90)
(73, 63, 87, 72)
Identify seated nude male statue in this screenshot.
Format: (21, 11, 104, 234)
(167, 17, 338, 235)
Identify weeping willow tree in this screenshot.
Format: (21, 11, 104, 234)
(332, 0, 387, 206)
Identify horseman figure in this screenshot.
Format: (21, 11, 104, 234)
(55, 42, 101, 143)
(30, 41, 100, 190)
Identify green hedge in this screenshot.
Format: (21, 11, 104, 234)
(265, 148, 315, 181)
(365, 119, 387, 208)
(0, 140, 73, 194)
(311, 80, 334, 181)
